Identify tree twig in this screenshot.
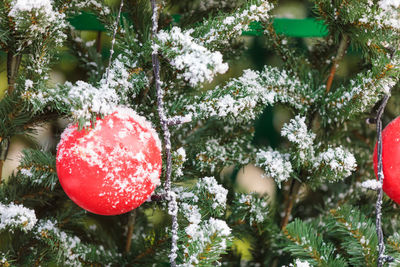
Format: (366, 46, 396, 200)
(125, 210, 137, 253)
(105, 0, 124, 81)
(7, 52, 22, 94)
(150, 1, 178, 266)
(326, 34, 349, 93)
(0, 137, 10, 183)
(369, 94, 394, 266)
(280, 179, 301, 229)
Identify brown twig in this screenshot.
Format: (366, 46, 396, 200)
(280, 179, 301, 229)
(96, 31, 102, 54)
(133, 236, 167, 262)
(326, 34, 349, 93)
(7, 52, 22, 94)
(0, 137, 10, 184)
(0, 160, 4, 184)
(125, 210, 137, 253)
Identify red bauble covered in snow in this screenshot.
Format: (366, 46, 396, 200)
(373, 116, 400, 204)
(56, 108, 162, 215)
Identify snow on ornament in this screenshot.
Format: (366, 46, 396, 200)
(56, 107, 162, 215)
(373, 116, 400, 204)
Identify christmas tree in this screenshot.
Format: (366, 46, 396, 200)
(0, 0, 399, 266)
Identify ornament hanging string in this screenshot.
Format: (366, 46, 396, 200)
(150, 1, 179, 266)
(105, 0, 124, 81)
(368, 94, 394, 267)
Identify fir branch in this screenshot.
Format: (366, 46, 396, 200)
(230, 192, 270, 227)
(264, 22, 309, 78)
(328, 206, 378, 266)
(321, 61, 398, 125)
(283, 218, 347, 266)
(17, 149, 58, 190)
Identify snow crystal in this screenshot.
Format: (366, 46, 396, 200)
(188, 65, 312, 123)
(293, 259, 311, 267)
(361, 179, 382, 190)
(176, 147, 186, 161)
(0, 203, 37, 232)
(36, 219, 86, 266)
(313, 147, 357, 178)
(281, 115, 315, 150)
(223, 16, 235, 25)
(256, 148, 293, 186)
(376, 0, 400, 29)
(199, 1, 273, 47)
(9, 0, 53, 17)
(173, 147, 187, 177)
(7, 0, 67, 54)
(180, 217, 232, 266)
(236, 193, 269, 225)
(197, 177, 228, 210)
(181, 203, 201, 225)
(157, 27, 228, 86)
(25, 79, 33, 89)
(20, 168, 33, 177)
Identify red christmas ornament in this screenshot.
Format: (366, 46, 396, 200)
(373, 116, 400, 204)
(56, 107, 162, 215)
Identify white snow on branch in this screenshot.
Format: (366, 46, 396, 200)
(235, 193, 269, 225)
(69, 0, 110, 16)
(323, 69, 397, 124)
(196, 177, 228, 210)
(67, 80, 120, 121)
(195, 137, 253, 173)
(180, 217, 232, 266)
(313, 146, 357, 179)
(8, 0, 67, 52)
(287, 259, 311, 267)
(157, 27, 228, 86)
(100, 56, 148, 103)
(188, 66, 314, 123)
(173, 147, 187, 177)
(281, 115, 316, 150)
(36, 219, 113, 266)
(28, 57, 148, 122)
(0, 203, 37, 232)
(256, 148, 293, 186)
(359, 0, 400, 29)
(361, 179, 382, 190)
(9, 0, 53, 17)
(167, 114, 193, 126)
(198, 1, 274, 48)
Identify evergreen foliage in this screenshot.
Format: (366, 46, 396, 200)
(0, 0, 399, 266)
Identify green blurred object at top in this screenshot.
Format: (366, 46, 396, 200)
(68, 12, 106, 31)
(273, 18, 328, 37)
(68, 12, 329, 37)
(243, 18, 328, 37)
